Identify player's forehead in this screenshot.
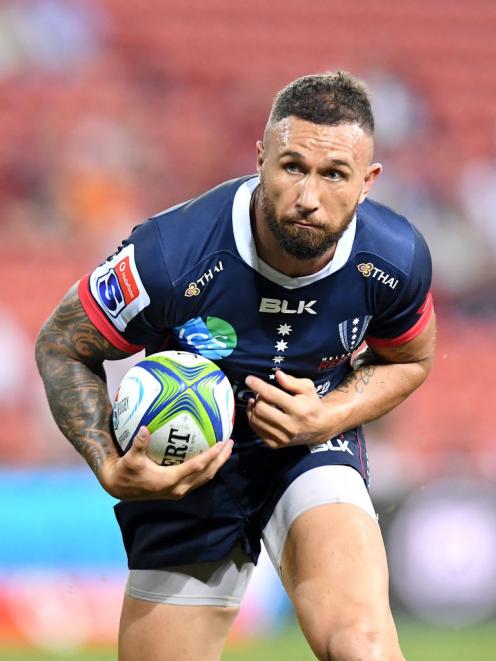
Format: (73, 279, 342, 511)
(266, 116, 373, 166)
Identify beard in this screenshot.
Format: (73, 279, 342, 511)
(258, 178, 356, 261)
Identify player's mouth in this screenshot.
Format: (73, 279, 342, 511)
(291, 220, 324, 230)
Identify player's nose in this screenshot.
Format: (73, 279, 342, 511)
(295, 174, 320, 215)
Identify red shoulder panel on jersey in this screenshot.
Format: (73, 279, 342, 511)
(78, 275, 145, 354)
(366, 291, 434, 348)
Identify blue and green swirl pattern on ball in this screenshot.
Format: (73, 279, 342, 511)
(136, 352, 229, 445)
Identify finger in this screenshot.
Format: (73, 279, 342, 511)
(250, 418, 288, 448)
(176, 440, 234, 493)
(199, 438, 234, 475)
(262, 437, 284, 450)
(249, 398, 289, 430)
(156, 443, 227, 495)
(244, 375, 294, 411)
(173, 439, 232, 479)
(219, 438, 234, 460)
(246, 408, 289, 444)
(274, 370, 316, 395)
(129, 426, 150, 454)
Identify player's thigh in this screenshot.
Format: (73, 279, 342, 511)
(281, 503, 401, 659)
(119, 547, 253, 661)
(119, 596, 238, 661)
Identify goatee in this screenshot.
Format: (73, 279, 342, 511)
(259, 182, 355, 261)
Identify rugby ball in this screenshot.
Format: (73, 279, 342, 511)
(112, 350, 235, 465)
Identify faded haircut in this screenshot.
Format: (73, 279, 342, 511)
(268, 71, 374, 134)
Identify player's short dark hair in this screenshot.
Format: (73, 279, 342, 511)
(269, 71, 374, 134)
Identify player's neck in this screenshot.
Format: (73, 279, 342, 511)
(251, 188, 336, 278)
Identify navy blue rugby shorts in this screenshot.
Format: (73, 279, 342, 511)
(114, 427, 369, 569)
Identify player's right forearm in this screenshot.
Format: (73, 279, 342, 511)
(36, 337, 118, 479)
(36, 284, 133, 480)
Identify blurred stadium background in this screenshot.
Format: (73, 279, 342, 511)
(1, 1, 496, 659)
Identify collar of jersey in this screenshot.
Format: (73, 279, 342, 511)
(232, 176, 356, 289)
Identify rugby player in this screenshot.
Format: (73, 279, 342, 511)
(36, 71, 435, 660)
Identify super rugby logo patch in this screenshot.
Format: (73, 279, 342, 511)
(89, 244, 150, 332)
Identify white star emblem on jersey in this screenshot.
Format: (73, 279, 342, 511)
(272, 355, 285, 364)
(277, 323, 292, 336)
(275, 340, 288, 352)
(269, 373, 276, 380)
(353, 318, 360, 325)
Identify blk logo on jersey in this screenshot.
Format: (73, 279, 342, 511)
(338, 315, 372, 352)
(357, 262, 399, 290)
(89, 244, 150, 332)
(259, 298, 317, 315)
(310, 437, 354, 455)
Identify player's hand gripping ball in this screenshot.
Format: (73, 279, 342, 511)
(112, 350, 235, 466)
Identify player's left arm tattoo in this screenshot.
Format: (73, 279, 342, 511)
(335, 345, 387, 395)
(324, 315, 436, 434)
(35, 284, 131, 478)
(335, 364, 376, 395)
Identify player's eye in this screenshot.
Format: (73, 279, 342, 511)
(284, 163, 302, 174)
(325, 170, 344, 181)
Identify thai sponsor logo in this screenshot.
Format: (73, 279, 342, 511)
(357, 262, 399, 290)
(184, 260, 224, 297)
(184, 283, 200, 297)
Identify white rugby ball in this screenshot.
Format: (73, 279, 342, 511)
(112, 350, 235, 465)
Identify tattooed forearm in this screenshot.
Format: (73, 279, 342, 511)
(335, 365, 376, 395)
(323, 323, 435, 436)
(35, 284, 130, 479)
(39, 352, 115, 476)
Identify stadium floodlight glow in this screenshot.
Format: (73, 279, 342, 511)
(387, 477, 496, 627)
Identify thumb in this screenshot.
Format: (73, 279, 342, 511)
(275, 370, 315, 395)
(131, 426, 150, 453)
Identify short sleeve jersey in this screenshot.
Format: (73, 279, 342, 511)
(79, 176, 433, 444)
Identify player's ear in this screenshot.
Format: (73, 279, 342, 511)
(256, 140, 265, 174)
(359, 162, 382, 203)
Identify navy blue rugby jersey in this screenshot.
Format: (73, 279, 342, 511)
(79, 175, 433, 444)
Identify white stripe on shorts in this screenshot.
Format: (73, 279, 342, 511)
(126, 545, 254, 607)
(262, 465, 377, 571)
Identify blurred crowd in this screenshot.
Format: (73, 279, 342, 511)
(2, 0, 495, 487)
